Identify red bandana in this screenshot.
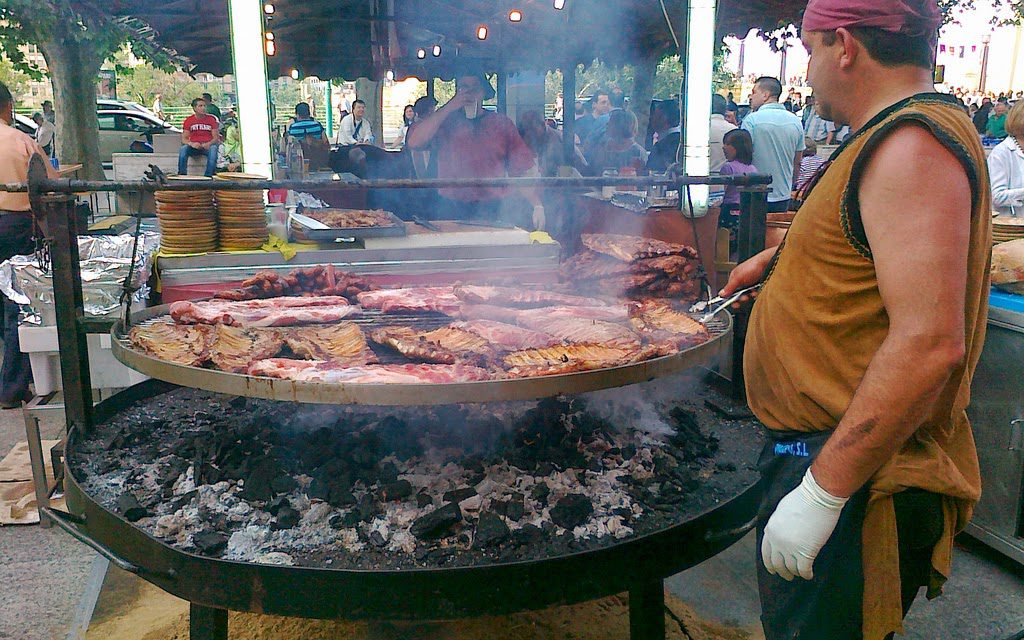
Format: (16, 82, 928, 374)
(803, 0, 942, 41)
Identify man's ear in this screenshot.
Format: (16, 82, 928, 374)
(835, 28, 859, 71)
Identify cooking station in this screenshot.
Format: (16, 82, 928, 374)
(20, 159, 774, 640)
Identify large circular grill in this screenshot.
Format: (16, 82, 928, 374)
(57, 379, 763, 624)
(111, 304, 733, 405)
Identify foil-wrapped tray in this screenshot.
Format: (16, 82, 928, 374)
(0, 232, 159, 324)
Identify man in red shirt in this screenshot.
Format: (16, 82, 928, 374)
(406, 74, 545, 229)
(178, 97, 220, 177)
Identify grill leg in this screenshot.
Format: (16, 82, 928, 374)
(190, 604, 228, 640)
(629, 580, 666, 640)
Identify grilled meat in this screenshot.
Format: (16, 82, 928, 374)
(284, 323, 378, 364)
(559, 250, 632, 282)
(453, 285, 608, 308)
(451, 320, 559, 351)
(369, 327, 460, 364)
(356, 287, 462, 315)
(516, 316, 641, 348)
(503, 343, 640, 378)
(458, 304, 524, 324)
(129, 322, 211, 367)
(514, 305, 631, 324)
(170, 296, 356, 328)
(209, 325, 285, 373)
(581, 234, 699, 263)
(629, 300, 710, 347)
(248, 359, 491, 383)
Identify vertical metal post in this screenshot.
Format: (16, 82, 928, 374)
(562, 63, 576, 169)
(190, 604, 228, 640)
(731, 186, 769, 399)
(23, 411, 51, 527)
(629, 580, 666, 640)
(44, 192, 93, 435)
(496, 72, 507, 114)
(426, 74, 435, 100)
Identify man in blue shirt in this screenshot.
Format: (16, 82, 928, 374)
(741, 76, 806, 212)
(287, 102, 329, 169)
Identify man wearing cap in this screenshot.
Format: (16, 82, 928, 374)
(407, 74, 545, 229)
(720, 1, 990, 638)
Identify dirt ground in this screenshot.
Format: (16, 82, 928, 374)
(86, 566, 752, 640)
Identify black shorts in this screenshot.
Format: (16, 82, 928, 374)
(756, 430, 945, 640)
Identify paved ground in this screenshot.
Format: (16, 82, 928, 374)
(1, 402, 1023, 640)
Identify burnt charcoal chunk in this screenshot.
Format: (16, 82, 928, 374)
(474, 512, 510, 548)
(613, 507, 634, 522)
(271, 475, 298, 494)
(328, 486, 357, 508)
(621, 445, 637, 460)
(272, 504, 300, 530)
(549, 494, 593, 530)
(240, 458, 278, 502)
(518, 523, 544, 543)
(465, 471, 486, 487)
(416, 492, 433, 508)
(376, 462, 400, 484)
(535, 461, 555, 476)
(410, 503, 462, 540)
(193, 530, 228, 555)
(157, 457, 188, 487)
(716, 462, 737, 472)
(443, 487, 476, 504)
(117, 493, 148, 522)
(340, 510, 362, 528)
(379, 480, 413, 502)
(307, 478, 331, 502)
(357, 496, 381, 523)
(328, 514, 345, 530)
(267, 495, 290, 516)
(228, 396, 247, 409)
(587, 457, 604, 472)
(505, 500, 525, 521)
(531, 484, 550, 505)
(369, 530, 389, 548)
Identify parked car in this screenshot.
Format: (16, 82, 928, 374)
(97, 109, 181, 166)
(97, 99, 160, 119)
(13, 114, 38, 136)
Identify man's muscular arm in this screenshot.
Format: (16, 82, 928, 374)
(810, 124, 971, 498)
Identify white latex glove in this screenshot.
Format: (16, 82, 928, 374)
(532, 204, 546, 231)
(761, 468, 848, 581)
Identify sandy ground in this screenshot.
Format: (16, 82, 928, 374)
(86, 566, 752, 640)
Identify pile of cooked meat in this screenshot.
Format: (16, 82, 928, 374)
(129, 276, 712, 384)
(560, 234, 703, 300)
(212, 265, 376, 302)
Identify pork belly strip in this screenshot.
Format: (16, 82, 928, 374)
(450, 320, 559, 351)
(169, 297, 358, 327)
(247, 359, 492, 383)
(452, 285, 608, 309)
(356, 287, 462, 315)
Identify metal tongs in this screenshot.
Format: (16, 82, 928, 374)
(689, 283, 762, 323)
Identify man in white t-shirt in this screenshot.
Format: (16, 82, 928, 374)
(332, 99, 375, 176)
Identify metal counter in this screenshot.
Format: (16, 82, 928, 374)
(966, 290, 1024, 565)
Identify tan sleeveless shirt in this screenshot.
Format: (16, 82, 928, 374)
(744, 93, 991, 639)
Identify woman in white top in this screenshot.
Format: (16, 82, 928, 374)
(988, 100, 1024, 217)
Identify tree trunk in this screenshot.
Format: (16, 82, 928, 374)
(631, 52, 660, 150)
(38, 26, 106, 180)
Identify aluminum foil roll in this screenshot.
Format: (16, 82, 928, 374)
(0, 232, 160, 324)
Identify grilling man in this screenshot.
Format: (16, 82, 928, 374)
(720, 1, 990, 638)
(406, 74, 545, 229)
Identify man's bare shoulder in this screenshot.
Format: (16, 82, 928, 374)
(863, 122, 969, 188)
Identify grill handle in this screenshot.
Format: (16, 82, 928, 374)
(703, 516, 758, 544)
(42, 507, 177, 580)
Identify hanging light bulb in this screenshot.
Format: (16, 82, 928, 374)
(290, 68, 299, 80)
(386, 70, 395, 81)
(476, 25, 489, 40)
(508, 9, 523, 22)
(264, 32, 275, 41)
(264, 40, 276, 56)
(263, 3, 274, 14)
(416, 48, 426, 59)
(432, 44, 442, 57)
(553, 0, 566, 8)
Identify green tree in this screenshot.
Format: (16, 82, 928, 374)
(0, 56, 31, 100)
(0, 1, 176, 179)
